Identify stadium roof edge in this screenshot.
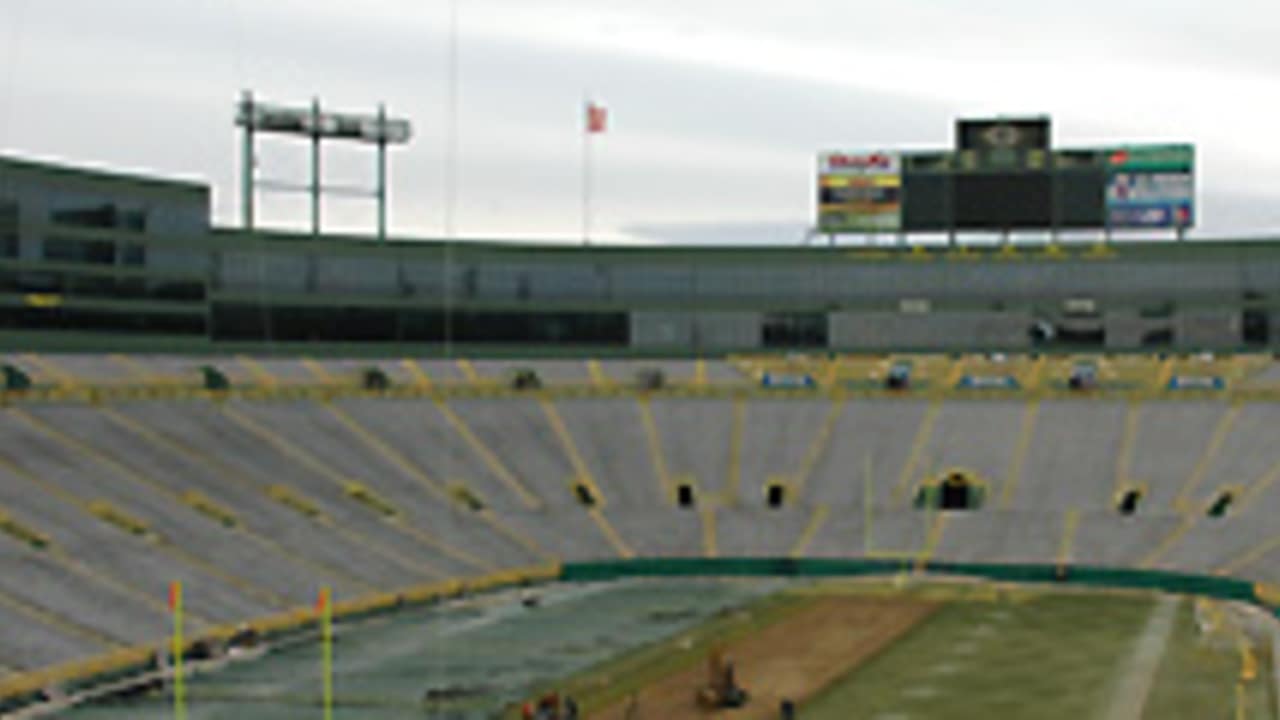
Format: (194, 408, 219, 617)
(0, 152, 208, 196)
(207, 226, 1280, 257)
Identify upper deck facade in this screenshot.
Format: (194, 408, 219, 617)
(0, 154, 1275, 354)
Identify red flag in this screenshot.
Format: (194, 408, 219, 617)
(168, 581, 180, 612)
(316, 587, 330, 615)
(586, 102, 607, 134)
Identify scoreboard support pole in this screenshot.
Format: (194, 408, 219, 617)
(310, 97, 323, 240)
(240, 91, 255, 232)
(376, 104, 388, 244)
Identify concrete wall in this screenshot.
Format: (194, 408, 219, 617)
(1178, 310, 1241, 349)
(631, 311, 761, 351)
(1103, 309, 1173, 350)
(830, 310, 1033, 350)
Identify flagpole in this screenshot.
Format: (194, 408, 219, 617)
(444, 0, 459, 356)
(582, 94, 592, 246)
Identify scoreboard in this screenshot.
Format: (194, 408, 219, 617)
(818, 117, 1194, 234)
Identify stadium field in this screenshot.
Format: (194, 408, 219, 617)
(50, 578, 1275, 719)
(540, 580, 1275, 720)
(800, 591, 1253, 720)
(56, 579, 781, 719)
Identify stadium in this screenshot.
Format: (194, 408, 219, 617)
(2, 105, 1280, 720)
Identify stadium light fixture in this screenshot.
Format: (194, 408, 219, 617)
(235, 91, 413, 242)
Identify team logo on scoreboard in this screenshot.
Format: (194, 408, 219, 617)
(980, 124, 1023, 149)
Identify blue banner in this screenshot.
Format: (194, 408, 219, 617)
(1107, 171, 1194, 229)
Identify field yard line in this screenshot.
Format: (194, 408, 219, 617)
(1102, 595, 1179, 720)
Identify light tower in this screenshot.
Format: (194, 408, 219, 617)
(235, 91, 413, 242)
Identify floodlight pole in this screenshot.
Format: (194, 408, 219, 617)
(377, 104, 388, 244)
(241, 91, 255, 231)
(236, 94, 410, 240)
(311, 97, 323, 240)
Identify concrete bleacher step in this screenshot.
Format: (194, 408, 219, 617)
(0, 461, 272, 623)
(556, 399, 669, 510)
(716, 506, 812, 558)
(0, 553, 167, 645)
(0, 593, 109, 672)
(1, 408, 369, 609)
(220, 400, 524, 574)
(105, 404, 427, 587)
(0, 364, 1278, 700)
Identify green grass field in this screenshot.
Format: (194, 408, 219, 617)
(544, 580, 1276, 719)
(1144, 601, 1277, 720)
(799, 587, 1274, 719)
(805, 592, 1155, 718)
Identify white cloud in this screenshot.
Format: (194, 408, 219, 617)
(0, 0, 1276, 240)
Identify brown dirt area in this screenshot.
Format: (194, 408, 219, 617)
(590, 595, 938, 720)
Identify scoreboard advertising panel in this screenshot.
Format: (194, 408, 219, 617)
(1106, 145, 1194, 229)
(817, 151, 902, 232)
(815, 119, 1194, 234)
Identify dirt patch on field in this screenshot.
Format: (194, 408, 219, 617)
(590, 596, 937, 720)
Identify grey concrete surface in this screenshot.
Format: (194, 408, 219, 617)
(556, 399, 664, 509)
(737, 399, 836, 507)
(648, 398, 734, 499)
(1014, 401, 1127, 512)
(1129, 402, 1229, 509)
(0, 382, 1278, 682)
(806, 399, 930, 506)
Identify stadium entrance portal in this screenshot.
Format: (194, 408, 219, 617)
(914, 470, 986, 511)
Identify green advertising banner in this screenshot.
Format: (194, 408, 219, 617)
(1107, 144, 1194, 173)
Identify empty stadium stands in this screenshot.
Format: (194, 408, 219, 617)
(3, 352, 1280, 709)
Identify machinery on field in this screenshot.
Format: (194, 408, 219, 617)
(518, 691, 580, 720)
(696, 647, 749, 709)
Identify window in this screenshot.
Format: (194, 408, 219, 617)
(1243, 310, 1270, 346)
(0, 307, 204, 335)
(43, 236, 115, 264)
(211, 305, 629, 345)
(1030, 319, 1106, 348)
(1139, 302, 1175, 319)
(0, 200, 17, 258)
(121, 244, 146, 266)
(762, 312, 828, 349)
(1141, 328, 1174, 347)
(50, 204, 146, 232)
(446, 311, 628, 345)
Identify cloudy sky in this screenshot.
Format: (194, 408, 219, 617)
(1, 0, 1278, 243)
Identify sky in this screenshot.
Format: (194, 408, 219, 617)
(1, 0, 1278, 243)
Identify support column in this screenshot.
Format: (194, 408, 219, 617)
(377, 104, 387, 244)
(311, 97, 322, 239)
(240, 90, 255, 231)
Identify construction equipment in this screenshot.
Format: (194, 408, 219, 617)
(696, 647, 748, 709)
(520, 691, 579, 720)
